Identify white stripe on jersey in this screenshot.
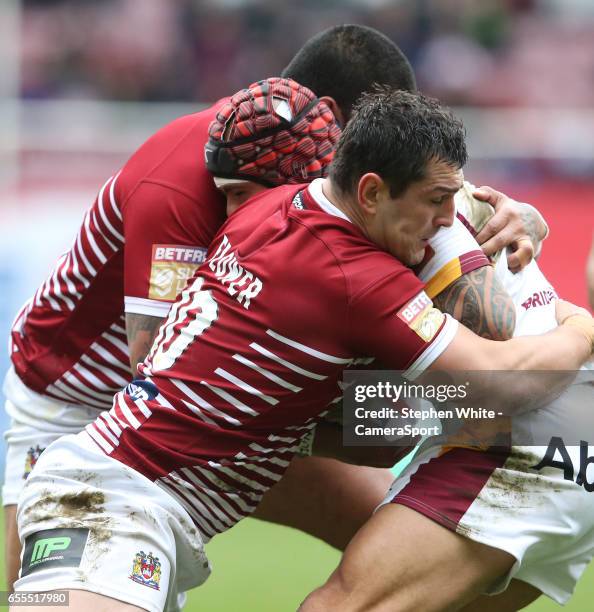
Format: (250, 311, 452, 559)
(85, 424, 114, 453)
(170, 378, 241, 426)
(11, 174, 132, 409)
(58, 255, 81, 303)
(167, 472, 232, 531)
(107, 403, 130, 432)
(179, 401, 214, 425)
(248, 442, 299, 455)
(116, 394, 141, 429)
(48, 379, 110, 409)
(232, 353, 303, 392)
(100, 411, 123, 437)
(190, 467, 257, 514)
(98, 176, 125, 242)
(135, 399, 152, 418)
(240, 462, 284, 482)
(90, 344, 130, 375)
(267, 434, 298, 444)
(157, 478, 217, 540)
(266, 329, 352, 364)
(109, 172, 124, 221)
(214, 367, 278, 405)
(206, 463, 269, 492)
(94, 417, 120, 447)
(102, 331, 129, 356)
(201, 382, 259, 417)
(179, 468, 245, 522)
(250, 343, 327, 380)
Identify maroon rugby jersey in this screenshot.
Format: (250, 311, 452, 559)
(86, 182, 459, 539)
(10, 104, 227, 409)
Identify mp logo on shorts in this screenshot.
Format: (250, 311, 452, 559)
(130, 551, 162, 590)
(23, 444, 45, 479)
(396, 291, 444, 342)
(149, 244, 207, 301)
(22, 528, 89, 577)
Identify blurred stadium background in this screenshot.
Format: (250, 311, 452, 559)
(0, 0, 592, 610)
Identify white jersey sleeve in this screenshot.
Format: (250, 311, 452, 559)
(416, 182, 490, 299)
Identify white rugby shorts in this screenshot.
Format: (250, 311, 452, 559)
(16, 431, 210, 612)
(382, 440, 594, 604)
(3, 367, 99, 505)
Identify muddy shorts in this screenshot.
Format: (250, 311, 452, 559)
(15, 431, 210, 612)
(3, 367, 99, 505)
(381, 442, 594, 604)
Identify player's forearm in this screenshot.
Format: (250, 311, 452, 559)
(431, 317, 593, 414)
(432, 266, 515, 341)
(481, 324, 591, 413)
(488, 324, 591, 372)
(126, 313, 166, 375)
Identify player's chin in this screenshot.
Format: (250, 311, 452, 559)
(226, 203, 240, 217)
(404, 248, 426, 267)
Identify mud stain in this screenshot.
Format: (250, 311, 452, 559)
(480, 449, 564, 513)
(25, 489, 113, 573)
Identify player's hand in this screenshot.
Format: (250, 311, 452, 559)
(473, 186, 538, 273)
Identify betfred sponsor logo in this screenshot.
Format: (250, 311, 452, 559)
(397, 291, 443, 342)
(149, 244, 207, 301)
(152, 245, 207, 264)
(397, 291, 432, 325)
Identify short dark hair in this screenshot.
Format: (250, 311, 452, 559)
(330, 88, 467, 198)
(282, 25, 416, 121)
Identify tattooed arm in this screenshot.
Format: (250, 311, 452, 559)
(432, 266, 516, 341)
(126, 313, 165, 375)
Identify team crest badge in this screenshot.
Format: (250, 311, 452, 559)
(130, 551, 162, 590)
(23, 445, 45, 479)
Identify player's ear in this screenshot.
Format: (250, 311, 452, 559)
(319, 96, 345, 127)
(357, 173, 385, 216)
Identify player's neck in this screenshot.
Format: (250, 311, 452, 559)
(321, 179, 368, 235)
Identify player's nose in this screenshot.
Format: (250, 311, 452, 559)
(435, 196, 455, 228)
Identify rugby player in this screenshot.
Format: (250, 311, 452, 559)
(299, 208, 594, 609)
(13, 90, 594, 612)
(3, 24, 546, 590)
(1, 26, 415, 588)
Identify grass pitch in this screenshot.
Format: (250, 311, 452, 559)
(187, 517, 594, 611)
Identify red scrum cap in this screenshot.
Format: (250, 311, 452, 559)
(205, 77, 341, 187)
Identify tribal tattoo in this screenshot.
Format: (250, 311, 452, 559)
(125, 313, 166, 374)
(433, 266, 516, 341)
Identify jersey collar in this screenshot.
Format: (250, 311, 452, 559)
(306, 179, 352, 223)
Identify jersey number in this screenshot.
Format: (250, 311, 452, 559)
(149, 276, 218, 372)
